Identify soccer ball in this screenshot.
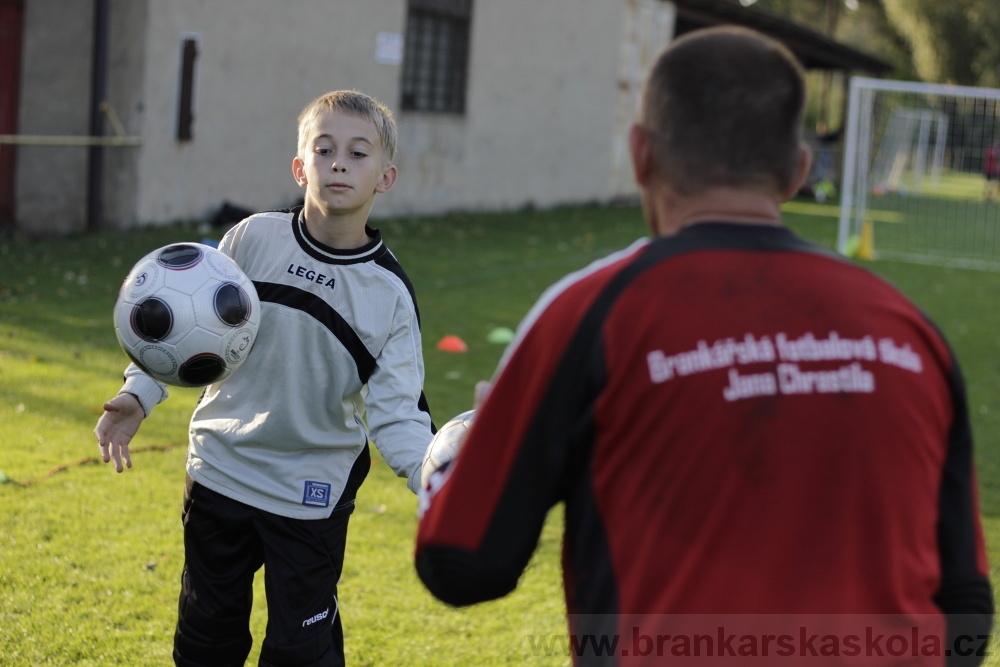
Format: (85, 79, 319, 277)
(421, 409, 475, 488)
(113, 243, 261, 387)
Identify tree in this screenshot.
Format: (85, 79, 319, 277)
(882, 0, 984, 85)
(968, 0, 1000, 88)
(742, 0, 913, 78)
(741, 0, 915, 130)
(881, 0, 1000, 87)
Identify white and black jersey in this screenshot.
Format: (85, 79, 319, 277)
(121, 207, 434, 519)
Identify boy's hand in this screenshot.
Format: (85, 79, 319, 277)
(94, 393, 143, 472)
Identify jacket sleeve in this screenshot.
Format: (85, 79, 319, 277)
(934, 358, 993, 666)
(365, 294, 434, 494)
(414, 328, 572, 606)
(414, 275, 607, 606)
(120, 363, 169, 417)
(415, 242, 645, 606)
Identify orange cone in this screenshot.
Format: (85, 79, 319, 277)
(436, 335, 468, 353)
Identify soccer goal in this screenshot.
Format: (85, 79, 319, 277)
(837, 77, 1000, 270)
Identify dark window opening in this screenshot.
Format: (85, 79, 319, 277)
(177, 37, 198, 142)
(401, 0, 472, 114)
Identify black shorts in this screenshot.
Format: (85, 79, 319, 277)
(172, 478, 352, 667)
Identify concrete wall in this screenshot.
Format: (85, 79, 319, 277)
(15, 0, 147, 234)
(16, 0, 92, 234)
(135, 0, 636, 224)
(391, 0, 628, 216)
(135, 0, 407, 225)
(102, 0, 150, 231)
(14, 0, 654, 233)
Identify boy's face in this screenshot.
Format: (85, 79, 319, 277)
(292, 111, 396, 220)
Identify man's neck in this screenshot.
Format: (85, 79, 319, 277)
(648, 185, 784, 237)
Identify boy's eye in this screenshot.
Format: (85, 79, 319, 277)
(351, 151, 368, 159)
(315, 147, 332, 155)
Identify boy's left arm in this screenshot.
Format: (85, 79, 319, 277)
(365, 306, 434, 494)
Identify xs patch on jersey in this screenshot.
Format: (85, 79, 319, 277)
(303, 481, 332, 507)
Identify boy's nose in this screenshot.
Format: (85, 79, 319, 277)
(331, 162, 346, 173)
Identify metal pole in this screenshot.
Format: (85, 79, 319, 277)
(86, 0, 109, 232)
(837, 76, 863, 255)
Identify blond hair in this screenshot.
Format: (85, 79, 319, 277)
(296, 90, 397, 163)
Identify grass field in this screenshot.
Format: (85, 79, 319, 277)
(852, 170, 1000, 270)
(2, 202, 1000, 665)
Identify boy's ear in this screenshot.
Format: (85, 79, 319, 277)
(375, 164, 398, 194)
(292, 156, 307, 187)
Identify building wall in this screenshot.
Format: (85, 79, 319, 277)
(135, 0, 645, 225)
(15, 0, 147, 234)
(13, 0, 658, 233)
(391, 0, 628, 217)
(134, 0, 407, 225)
(16, 0, 92, 234)
(610, 0, 676, 197)
(104, 0, 150, 231)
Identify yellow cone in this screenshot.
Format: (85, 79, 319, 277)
(856, 220, 876, 260)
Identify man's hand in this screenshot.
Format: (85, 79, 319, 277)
(94, 393, 144, 472)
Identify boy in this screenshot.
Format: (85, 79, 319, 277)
(416, 28, 992, 665)
(95, 90, 434, 667)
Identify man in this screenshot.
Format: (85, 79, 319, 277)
(416, 27, 992, 665)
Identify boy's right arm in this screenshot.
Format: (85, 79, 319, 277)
(94, 393, 143, 472)
(93, 364, 169, 472)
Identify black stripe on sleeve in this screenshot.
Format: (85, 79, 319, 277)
(375, 249, 422, 326)
(929, 333, 994, 665)
(253, 281, 377, 384)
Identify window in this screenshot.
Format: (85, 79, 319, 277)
(401, 0, 472, 114)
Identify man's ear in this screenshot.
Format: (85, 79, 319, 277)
(292, 156, 307, 187)
(781, 145, 812, 201)
(375, 164, 398, 194)
(629, 123, 655, 187)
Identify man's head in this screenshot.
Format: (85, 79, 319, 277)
(635, 26, 807, 198)
(296, 90, 397, 165)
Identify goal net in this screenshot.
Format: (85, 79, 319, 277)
(837, 77, 1000, 270)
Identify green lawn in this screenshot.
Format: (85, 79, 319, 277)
(2, 204, 999, 665)
(851, 170, 1000, 269)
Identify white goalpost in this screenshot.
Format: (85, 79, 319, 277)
(838, 77, 1000, 270)
(869, 107, 947, 193)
